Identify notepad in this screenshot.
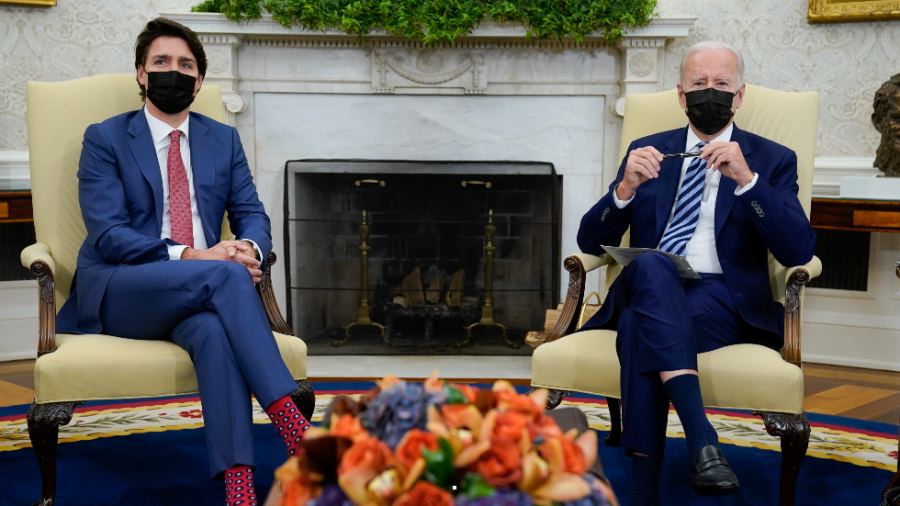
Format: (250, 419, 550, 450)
(600, 245, 701, 280)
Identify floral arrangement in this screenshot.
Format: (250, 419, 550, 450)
(275, 373, 616, 506)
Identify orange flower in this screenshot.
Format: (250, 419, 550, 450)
(338, 437, 394, 476)
(493, 411, 529, 444)
(276, 457, 323, 506)
(393, 481, 454, 506)
(440, 404, 482, 432)
(394, 429, 440, 471)
(475, 436, 523, 487)
(495, 391, 543, 420)
(559, 437, 587, 475)
(528, 415, 564, 441)
(330, 413, 369, 442)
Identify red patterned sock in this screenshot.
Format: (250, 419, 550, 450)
(265, 395, 312, 456)
(224, 465, 257, 506)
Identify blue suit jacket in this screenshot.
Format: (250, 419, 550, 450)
(578, 125, 816, 346)
(57, 110, 272, 335)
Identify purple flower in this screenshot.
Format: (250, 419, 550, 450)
(360, 381, 434, 449)
(455, 490, 534, 506)
(308, 484, 353, 506)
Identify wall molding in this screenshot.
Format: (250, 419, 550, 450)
(811, 156, 878, 197)
(805, 309, 900, 332)
(0, 153, 879, 196)
(0, 151, 30, 190)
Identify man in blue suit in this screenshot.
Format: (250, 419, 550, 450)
(56, 18, 309, 505)
(577, 41, 816, 504)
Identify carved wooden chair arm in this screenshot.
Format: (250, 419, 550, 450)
(256, 252, 294, 336)
(544, 253, 612, 344)
(781, 256, 821, 369)
(21, 242, 58, 357)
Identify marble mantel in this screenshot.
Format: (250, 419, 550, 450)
(163, 12, 694, 307)
(166, 13, 695, 120)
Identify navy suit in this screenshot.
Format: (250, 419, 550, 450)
(57, 110, 297, 477)
(576, 125, 815, 457)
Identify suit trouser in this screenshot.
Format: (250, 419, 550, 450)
(596, 252, 768, 458)
(98, 260, 299, 478)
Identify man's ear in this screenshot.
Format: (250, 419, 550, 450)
(732, 83, 746, 113)
(137, 65, 147, 88)
(677, 83, 687, 112)
(194, 74, 203, 97)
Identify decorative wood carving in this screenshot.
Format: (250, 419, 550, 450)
(290, 379, 317, 422)
(783, 268, 811, 368)
(526, 387, 570, 410)
(28, 401, 84, 506)
(543, 255, 587, 344)
(30, 260, 57, 356)
(605, 398, 622, 446)
(257, 252, 295, 336)
(755, 411, 810, 506)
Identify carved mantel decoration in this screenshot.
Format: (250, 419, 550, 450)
(165, 13, 695, 120)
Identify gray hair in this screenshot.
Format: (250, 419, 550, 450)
(679, 41, 744, 87)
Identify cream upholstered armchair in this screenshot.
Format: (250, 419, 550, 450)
(21, 74, 313, 506)
(530, 85, 822, 506)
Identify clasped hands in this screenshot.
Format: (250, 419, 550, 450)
(181, 240, 262, 283)
(615, 142, 754, 201)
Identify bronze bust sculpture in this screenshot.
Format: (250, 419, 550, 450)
(872, 73, 900, 177)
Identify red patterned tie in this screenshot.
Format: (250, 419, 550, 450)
(167, 130, 194, 248)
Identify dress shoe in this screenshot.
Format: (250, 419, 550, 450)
(691, 445, 740, 496)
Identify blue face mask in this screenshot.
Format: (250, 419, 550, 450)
(146, 70, 197, 114)
(684, 88, 737, 135)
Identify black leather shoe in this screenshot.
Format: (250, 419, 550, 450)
(691, 445, 740, 496)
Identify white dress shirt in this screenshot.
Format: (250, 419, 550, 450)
(144, 106, 207, 260)
(144, 107, 261, 261)
(613, 123, 759, 274)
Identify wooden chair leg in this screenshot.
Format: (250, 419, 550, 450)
(27, 401, 83, 506)
(606, 397, 622, 446)
(527, 387, 570, 410)
(290, 379, 316, 422)
(757, 412, 810, 506)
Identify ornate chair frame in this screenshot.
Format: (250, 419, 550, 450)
(532, 252, 816, 506)
(24, 250, 315, 506)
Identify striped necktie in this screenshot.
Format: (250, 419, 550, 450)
(658, 142, 708, 256)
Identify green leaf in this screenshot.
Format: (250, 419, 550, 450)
(461, 472, 495, 498)
(444, 385, 469, 405)
(191, 0, 657, 44)
(421, 437, 455, 490)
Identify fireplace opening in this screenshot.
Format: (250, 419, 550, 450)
(284, 161, 561, 355)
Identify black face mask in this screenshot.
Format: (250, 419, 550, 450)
(146, 71, 197, 115)
(684, 88, 737, 136)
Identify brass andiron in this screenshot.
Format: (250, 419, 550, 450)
(337, 210, 387, 347)
(460, 210, 518, 349)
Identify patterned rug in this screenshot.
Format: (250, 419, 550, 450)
(0, 381, 896, 505)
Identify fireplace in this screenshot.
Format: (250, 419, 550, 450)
(284, 161, 560, 354)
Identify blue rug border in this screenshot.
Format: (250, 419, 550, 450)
(2, 380, 896, 438)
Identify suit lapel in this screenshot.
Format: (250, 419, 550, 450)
(654, 127, 690, 243)
(189, 114, 217, 246)
(714, 124, 754, 239)
(126, 112, 164, 234)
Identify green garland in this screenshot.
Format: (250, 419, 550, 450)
(191, 0, 657, 45)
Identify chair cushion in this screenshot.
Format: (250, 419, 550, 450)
(531, 330, 803, 414)
(34, 332, 307, 404)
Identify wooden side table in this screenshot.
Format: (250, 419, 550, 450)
(811, 197, 900, 233)
(0, 191, 33, 223)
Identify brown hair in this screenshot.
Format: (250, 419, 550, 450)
(134, 17, 207, 101)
